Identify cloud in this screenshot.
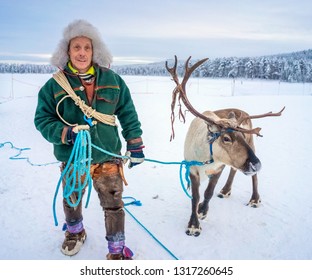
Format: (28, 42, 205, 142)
(113, 56, 163, 65)
(0, 52, 52, 64)
(1, 0, 311, 64)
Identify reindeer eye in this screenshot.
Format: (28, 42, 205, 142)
(223, 135, 232, 143)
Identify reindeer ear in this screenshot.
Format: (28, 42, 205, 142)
(206, 122, 219, 133)
(228, 111, 237, 120)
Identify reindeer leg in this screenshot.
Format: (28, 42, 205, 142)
(247, 174, 261, 207)
(218, 167, 237, 198)
(198, 170, 222, 220)
(186, 172, 201, 237)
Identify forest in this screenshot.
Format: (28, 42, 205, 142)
(1, 49, 311, 83)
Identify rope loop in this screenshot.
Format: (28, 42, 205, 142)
(0, 141, 59, 166)
(123, 196, 142, 207)
(52, 130, 92, 226)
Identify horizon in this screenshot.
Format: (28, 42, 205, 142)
(0, 47, 311, 67)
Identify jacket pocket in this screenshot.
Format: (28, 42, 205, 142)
(95, 88, 120, 114)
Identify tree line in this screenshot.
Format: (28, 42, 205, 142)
(0, 63, 56, 74)
(112, 49, 312, 83)
(1, 49, 311, 83)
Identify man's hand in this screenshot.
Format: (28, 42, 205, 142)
(66, 125, 90, 145)
(125, 140, 145, 168)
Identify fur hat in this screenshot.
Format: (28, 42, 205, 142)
(50, 19, 113, 68)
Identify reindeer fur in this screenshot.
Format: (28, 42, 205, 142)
(184, 109, 261, 236)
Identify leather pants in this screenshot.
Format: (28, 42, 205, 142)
(61, 161, 126, 242)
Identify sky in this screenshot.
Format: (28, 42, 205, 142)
(0, 0, 311, 65)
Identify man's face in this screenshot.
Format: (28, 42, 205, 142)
(68, 36, 93, 73)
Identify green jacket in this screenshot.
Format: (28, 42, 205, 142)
(34, 64, 143, 163)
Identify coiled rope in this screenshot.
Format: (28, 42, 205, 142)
(52, 130, 92, 226)
(53, 71, 116, 127)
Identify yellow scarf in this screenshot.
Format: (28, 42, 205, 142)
(68, 62, 95, 76)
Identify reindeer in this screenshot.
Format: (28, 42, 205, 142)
(166, 56, 284, 237)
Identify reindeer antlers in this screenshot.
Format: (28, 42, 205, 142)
(238, 106, 286, 126)
(166, 55, 285, 140)
(166, 55, 209, 140)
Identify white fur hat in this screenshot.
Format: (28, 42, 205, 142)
(50, 19, 113, 68)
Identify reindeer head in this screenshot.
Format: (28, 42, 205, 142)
(165, 55, 285, 141)
(166, 56, 285, 176)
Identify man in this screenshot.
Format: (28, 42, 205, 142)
(34, 19, 144, 260)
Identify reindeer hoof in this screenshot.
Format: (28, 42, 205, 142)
(247, 199, 261, 208)
(217, 191, 231, 198)
(186, 226, 201, 237)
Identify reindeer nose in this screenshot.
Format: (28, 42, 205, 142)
(243, 157, 261, 176)
(243, 160, 261, 176)
(246, 150, 261, 173)
(250, 160, 261, 172)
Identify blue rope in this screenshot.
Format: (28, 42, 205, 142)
(51, 131, 204, 259)
(123, 196, 142, 207)
(91, 142, 206, 199)
(91, 143, 129, 160)
(2, 136, 206, 222)
(123, 197, 179, 260)
(0, 141, 59, 166)
(179, 160, 207, 199)
(2, 133, 208, 259)
(52, 130, 92, 226)
(1, 136, 203, 260)
(144, 159, 209, 199)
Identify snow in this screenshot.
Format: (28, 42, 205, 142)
(0, 74, 312, 264)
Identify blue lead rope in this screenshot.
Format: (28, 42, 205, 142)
(2, 135, 206, 225)
(1, 133, 207, 260)
(1, 134, 206, 225)
(52, 130, 92, 226)
(0, 141, 59, 166)
(123, 197, 179, 260)
(179, 160, 206, 199)
(144, 158, 206, 199)
(50, 130, 207, 259)
(91, 143, 206, 199)
(54, 132, 202, 260)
